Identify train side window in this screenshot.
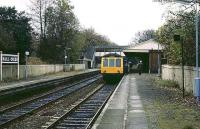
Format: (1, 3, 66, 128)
(116, 59, 121, 67)
(109, 59, 115, 67)
(103, 59, 108, 67)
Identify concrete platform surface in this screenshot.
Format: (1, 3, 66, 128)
(92, 74, 149, 129)
(0, 69, 99, 92)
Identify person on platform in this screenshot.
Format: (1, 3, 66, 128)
(137, 60, 143, 75)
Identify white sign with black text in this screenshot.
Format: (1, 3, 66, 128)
(2, 54, 18, 64)
(0, 52, 20, 81)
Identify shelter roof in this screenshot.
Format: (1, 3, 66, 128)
(123, 39, 164, 53)
(95, 52, 125, 57)
(95, 45, 128, 52)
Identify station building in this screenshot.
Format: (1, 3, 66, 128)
(79, 39, 164, 73)
(124, 39, 164, 73)
(93, 39, 164, 73)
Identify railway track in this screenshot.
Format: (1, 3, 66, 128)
(44, 84, 116, 129)
(0, 75, 102, 128)
(0, 71, 99, 97)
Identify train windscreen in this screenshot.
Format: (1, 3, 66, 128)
(116, 59, 121, 67)
(103, 58, 108, 67)
(109, 59, 115, 67)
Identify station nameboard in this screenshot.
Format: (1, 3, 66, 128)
(2, 54, 19, 64)
(0, 52, 20, 81)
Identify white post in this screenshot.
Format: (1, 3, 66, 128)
(196, 0, 199, 78)
(25, 51, 29, 79)
(194, 0, 200, 102)
(17, 53, 20, 80)
(25, 54, 27, 79)
(0, 51, 2, 81)
(64, 49, 66, 66)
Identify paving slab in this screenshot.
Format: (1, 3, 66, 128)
(92, 74, 149, 129)
(126, 74, 148, 129)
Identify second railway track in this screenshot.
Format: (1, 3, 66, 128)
(44, 84, 116, 129)
(0, 75, 102, 128)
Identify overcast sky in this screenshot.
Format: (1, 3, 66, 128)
(0, 0, 166, 46)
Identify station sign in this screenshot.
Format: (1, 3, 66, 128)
(2, 54, 19, 64)
(0, 51, 20, 81)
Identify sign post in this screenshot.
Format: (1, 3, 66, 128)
(17, 53, 20, 80)
(0, 51, 2, 81)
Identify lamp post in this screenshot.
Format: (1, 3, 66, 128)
(64, 47, 71, 64)
(170, 0, 199, 101)
(195, 1, 199, 78)
(64, 49, 67, 66)
(64, 55, 67, 65)
(194, 1, 200, 102)
(25, 51, 29, 79)
(64, 47, 71, 72)
(174, 35, 185, 97)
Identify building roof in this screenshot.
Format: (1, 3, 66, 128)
(123, 39, 164, 53)
(95, 45, 128, 52)
(95, 52, 125, 57)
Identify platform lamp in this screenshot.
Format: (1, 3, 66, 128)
(194, 0, 200, 103)
(174, 34, 185, 98)
(64, 47, 71, 72)
(25, 51, 29, 79)
(64, 47, 71, 65)
(64, 55, 67, 65)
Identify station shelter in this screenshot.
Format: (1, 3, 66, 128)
(123, 39, 164, 73)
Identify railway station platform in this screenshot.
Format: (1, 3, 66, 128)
(0, 69, 99, 93)
(92, 74, 149, 129)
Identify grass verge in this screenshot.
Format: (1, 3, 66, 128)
(139, 76, 199, 129)
(153, 78, 179, 88)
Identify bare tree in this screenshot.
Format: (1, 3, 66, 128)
(29, 0, 55, 39)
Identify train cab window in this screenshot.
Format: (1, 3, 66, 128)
(116, 59, 121, 67)
(109, 59, 115, 67)
(103, 59, 108, 67)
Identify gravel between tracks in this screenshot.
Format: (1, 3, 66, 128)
(135, 74, 200, 129)
(3, 82, 103, 129)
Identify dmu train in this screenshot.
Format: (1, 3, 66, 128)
(100, 53, 128, 82)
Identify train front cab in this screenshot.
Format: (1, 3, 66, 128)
(101, 56, 123, 82)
